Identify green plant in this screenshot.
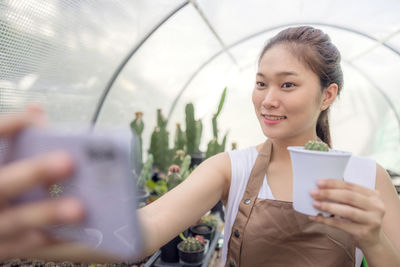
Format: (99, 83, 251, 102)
(304, 140, 329, 151)
(166, 165, 182, 191)
(174, 123, 186, 152)
(179, 154, 191, 180)
(137, 154, 153, 188)
(206, 87, 228, 159)
(130, 111, 144, 168)
(179, 237, 204, 252)
(149, 109, 172, 173)
(201, 214, 219, 229)
(185, 103, 202, 155)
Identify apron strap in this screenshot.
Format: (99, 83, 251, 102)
(225, 139, 272, 267)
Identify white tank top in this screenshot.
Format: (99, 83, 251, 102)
(222, 146, 376, 267)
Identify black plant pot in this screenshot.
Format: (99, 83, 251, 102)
(178, 241, 205, 264)
(160, 235, 181, 263)
(190, 223, 215, 241)
(160, 229, 189, 263)
(190, 151, 205, 169)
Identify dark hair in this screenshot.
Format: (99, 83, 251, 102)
(259, 26, 343, 147)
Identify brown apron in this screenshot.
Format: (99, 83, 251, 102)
(225, 139, 355, 267)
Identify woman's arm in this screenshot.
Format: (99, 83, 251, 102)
(309, 164, 400, 267)
(359, 165, 400, 266)
(137, 151, 231, 258)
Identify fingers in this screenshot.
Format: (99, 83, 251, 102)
(312, 200, 374, 224)
(0, 151, 74, 202)
(0, 229, 53, 260)
(0, 105, 47, 137)
(310, 188, 382, 212)
(0, 198, 84, 239)
(317, 179, 377, 197)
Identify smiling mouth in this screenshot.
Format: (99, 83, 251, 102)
(263, 115, 287, 120)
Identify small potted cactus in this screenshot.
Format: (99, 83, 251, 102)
(178, 236, 205, 265)
(287, 140, 352, 216)
(190, 223, 215, 241)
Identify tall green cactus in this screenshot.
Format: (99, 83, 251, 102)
(180, 154, 191, 180)
(137, 154, 153, 188)
(206, 87, 228, 159)
(130, 111, 144, 170)
(149, 109, 171, 173)
(185, 103, 202, 155)
(174, 123, 186, 152)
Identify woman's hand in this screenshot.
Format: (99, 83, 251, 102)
(0, 106, 84, 260)
(309, 178, 386, 249)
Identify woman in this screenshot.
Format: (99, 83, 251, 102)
(1, 27, 400, 266)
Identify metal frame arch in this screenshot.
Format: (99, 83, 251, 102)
(166, 22, 400, 131)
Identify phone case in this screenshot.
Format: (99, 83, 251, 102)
(2, 127, 143, 260)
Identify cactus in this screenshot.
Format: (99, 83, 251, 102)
(130, 111, 144, 173)
(206, 87, 228, 159)
(166, 164, 182, 191)
(231, 142, 237, 150)
(304, 140, 329, 151)
(179, 237, 204, 252)
(137, 154, 153, 187)
(185, 103, 202, 155)
(174, 123, 186, 152)
(180, 154, 191, 180)
(149, 109, 172, 173)
(201, 214, 219, 229)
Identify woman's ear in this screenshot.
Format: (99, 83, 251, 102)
(320, 83, 338, 111)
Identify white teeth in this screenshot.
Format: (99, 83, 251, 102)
(265, 115, 286, 120)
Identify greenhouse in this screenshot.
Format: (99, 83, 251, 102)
(0, 0, 399, 267)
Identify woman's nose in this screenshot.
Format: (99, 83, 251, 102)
(262, 88, 280, 109)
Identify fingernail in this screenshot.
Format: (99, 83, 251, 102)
(46, 152, 74, 177)
(310, 189, 319, 196)
(313, 201, 321, 208)
(309, 216, 316, 221)
(57, 198, 84, 222)
(317, 180, 326, 187)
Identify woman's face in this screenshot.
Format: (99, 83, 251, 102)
(252, 44, 324, 143)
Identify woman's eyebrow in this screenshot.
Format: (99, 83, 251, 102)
(277, 71, 298, 77)
(256, 71, 298, 78)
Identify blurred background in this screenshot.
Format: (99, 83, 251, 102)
(1, 0, 399, 173)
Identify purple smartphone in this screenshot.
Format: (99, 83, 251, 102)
(2, 127, 143, 260)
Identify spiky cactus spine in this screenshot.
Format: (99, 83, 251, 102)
(304, 140, 329, 151)
(180, 237, 204, 252)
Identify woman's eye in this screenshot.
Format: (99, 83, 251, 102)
(256, 81, 266, 87)
(282, 82, 295, 88)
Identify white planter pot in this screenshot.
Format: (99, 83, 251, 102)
(287, 146, 352, 216)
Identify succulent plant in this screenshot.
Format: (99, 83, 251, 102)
(166, 164, 182, 190)
(304, 140, 329, 151)
(137, 154, 153, 188)
(149, 109, 172, 173)
(206, 87, 228, 159)
(201, 214, 219, 229)
(179, 237, 204, 252)
(179, 154, 191, 180)
(185, 103, 202, 155)
(174, 123, 186, 152)
(130, 111, 144, 169)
